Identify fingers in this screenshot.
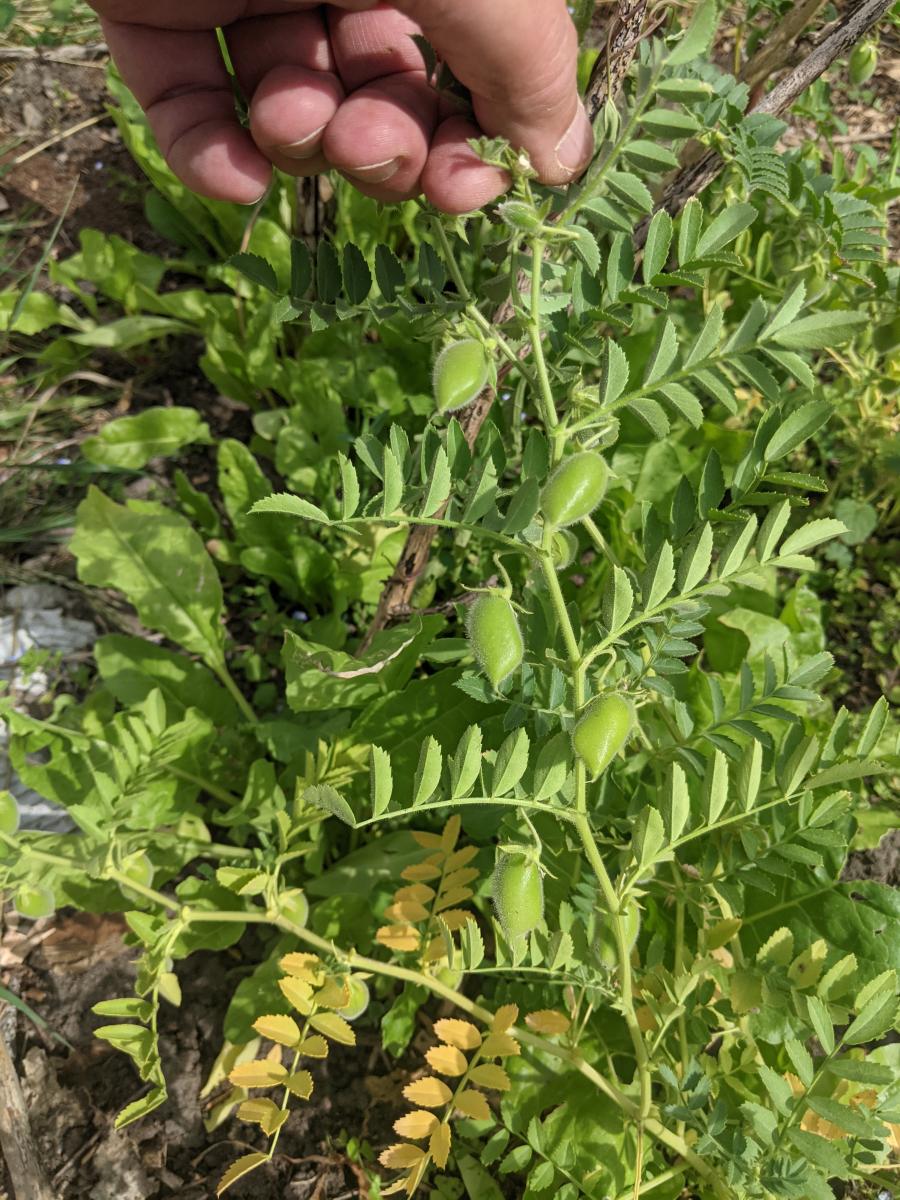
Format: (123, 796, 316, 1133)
(228, 12, 341, 173)
(422, 117, 509, 214)
(100, 18, 272, 202)
(396, 0, 592, 185)
(323, 3, 436, 200)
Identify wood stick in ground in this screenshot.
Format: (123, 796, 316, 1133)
(358, 0, 648, 651)
(739, 0, 828, 93)
(633, 0, 895, 247)
(0, 1029, 55, 1200)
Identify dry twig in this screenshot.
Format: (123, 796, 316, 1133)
(0, 1030, 54, 1200)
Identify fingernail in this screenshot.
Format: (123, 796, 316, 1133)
(346, 157, 400, 183)
(279, 123, 328, 160)
(555, 107, 593, 174)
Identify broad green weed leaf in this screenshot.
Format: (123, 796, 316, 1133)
(72, 488, 225, 666)
(82, 407, 210, 470)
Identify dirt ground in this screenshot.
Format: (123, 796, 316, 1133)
(1, 21, 899, 1200)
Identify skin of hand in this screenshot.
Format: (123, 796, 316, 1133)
(88, 0, 593, 214)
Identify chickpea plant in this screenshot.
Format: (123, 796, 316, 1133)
(3, 6, 900, 1200)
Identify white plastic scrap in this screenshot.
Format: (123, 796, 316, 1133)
(0, 584, 95, 832)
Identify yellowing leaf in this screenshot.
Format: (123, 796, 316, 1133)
(440, 908, 474, 932)
(442, 867, 480, 891)
(435, 887, 473, 912)
(377, 924, 422, 952)
(706, 917, 742, 950)
(280, 952, 321, 980)
(423, 935, 449, 964)
(316, 978, 351, 1009)
(394, 1110, 439, 1139)
(636, 1005, 656, 1032)
(237, 1098, 289, 1135)
(454, 1088, 491, 1120)
(430, 1121, 451, 1169)
(469, 1063, 511, 1091)
(444, 845, 478, 871)
(253, 1015, 301, 1047)
(525, 1009, 570, 1036)
(279, 976, 314, 1014)
(401, 862, 443, 883)
(433, 1018, 482, 1050)
(482, 1032, 520, 1058)
(379, 1143, 427, 1169)
(402, 1076, 453, 1107)
(441, 814, 461, 852)
(387, 900, 431, 923)
(394, 883, 435, 903)
(217, 1152, 268, 1196)
(491, 1004, 518, 1033)
(309, 1011, 356, 1046)
(298, 1035, 329, 1058)
(411, 831, 444, 850)
(788, 938, 828, 989)
(285, 1070, 313, 1100)
(228, 1060, 287, 1088)
(426, 1044, 468, 1076)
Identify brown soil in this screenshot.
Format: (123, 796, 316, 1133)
(2, 912, 414, 1199)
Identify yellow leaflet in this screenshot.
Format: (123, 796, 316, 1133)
(316, 977, 351, 1009)
(469, 1063, 511, 1091)
(442, 866, 480, 892)
(525, 1009, 570, 1035)
(377, 923, 422, 952)
(387, 899, 432, 923)
(482, 1032, 520, 1057)
(280, 952, 321, 979)
(279, 976, 314, 1015)
(394, 883, 436, 903)
(380, 1143, 427, 1169)
(430, 1122, 451, 1169)
(426, 1044, 468, 1076)
(309, 1011, 356, 1046)
(490, 1004, 519, 1034)
(298, 1035, 329, 1058)
(444, 845, 478, 872)
(238, 1098, 288, 1135)
(441, 814, 462, 851)
(440, 908, 474, 932)
(454, 1088, 490, 1120)
(435, 887, 473, 912)
(216, 1152, 268, 1197)
(411, 831, 444, 849)
(228, 1059, 287, 1088)
(253, 1014, 301, 1047)
(433, 1018, 481, 1050)
(401, 863, 443, 883)
(403, 1076, 453, 1107)
(394, 1110, 438, 1139)
(285, 1070, 314, 1100)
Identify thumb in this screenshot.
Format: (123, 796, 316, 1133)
(396, 0, 592, 183)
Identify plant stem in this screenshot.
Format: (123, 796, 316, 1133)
(211, 661, 258, 725)
(527, 238, 562, 457)
(166, 767, 243, 808)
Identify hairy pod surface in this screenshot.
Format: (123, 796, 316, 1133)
(572, 693, 634, 778)
(14, 883, 56, 920)
(540, 451, 608, 528)
(339, 975, 371, 1021)
(466, 593, 524, 688)
(279, 888, 310, 927)
(433, 339, 490, 413)
(492, 852, 544, 942)
(849, 41, 878, 85)
(551, 528, 579, 569)
(121, 851, 153, 888)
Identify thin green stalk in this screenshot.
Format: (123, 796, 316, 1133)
(527, 238, 562, 455)
(167, 767, 243, 808)
(115, 877, 727, 1191)
(211, 661, 258, 725)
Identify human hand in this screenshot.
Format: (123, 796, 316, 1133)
(89, 0, 592, 213)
